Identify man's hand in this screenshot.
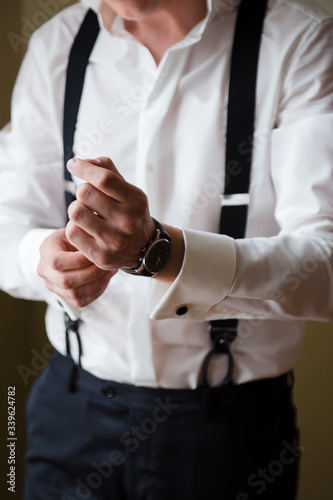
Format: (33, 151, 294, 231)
(37, 228, 115, 308)
(65, 157, 156, 271)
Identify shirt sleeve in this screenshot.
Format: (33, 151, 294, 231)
(149, 18, 333, 323)
(148, 229, 237, 320)
(0, 29, 66, 302)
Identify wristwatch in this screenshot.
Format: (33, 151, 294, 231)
(121, 219, 172, 277)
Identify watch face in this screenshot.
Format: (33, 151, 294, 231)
(144, 239, 171, 274)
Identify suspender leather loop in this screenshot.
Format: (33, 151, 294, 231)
(201, 320, 238, 387)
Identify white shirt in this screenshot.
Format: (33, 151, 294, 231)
(0, 0, 332, 388)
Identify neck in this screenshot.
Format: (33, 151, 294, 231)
(125, 0, 208, 65)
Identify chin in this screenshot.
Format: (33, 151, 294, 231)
(104, 0, 166, 20)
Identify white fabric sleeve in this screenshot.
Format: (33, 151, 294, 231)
(0, 29, 67, 300)
(17, 228, 56, 296)
(15, 228, 81, 317)
(148, 229, 237, 320)
(149, 18, 333, 323)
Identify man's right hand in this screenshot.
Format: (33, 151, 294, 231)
(37, 228, 115, 308)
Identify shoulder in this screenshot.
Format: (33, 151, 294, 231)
(13, 3, 96, 126)
(266, 0, 333, 43)
(263, 0, 333, 69)
(28, 2, 91, 59)
(270, 0, 332, 22)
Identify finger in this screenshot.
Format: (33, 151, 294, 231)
(40, 228, 93, 271)
(67, 200, 108, 240)
(66, 220, 122, 270)
(84, 157, 125, 178)
(74, 183, 120, 220)
(80, 280, 112, 308)
(67, 158, 134, 203)
(44, 271, 114, 308)
(39, 260, 113, 290)
(66, 221, 120, 270)
(46, 249, 92, 272)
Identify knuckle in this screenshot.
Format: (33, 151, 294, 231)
(68, 201, 83, 221)
(124, 217, 138, 236)
(76, 298, 87, 308)
(59, 276, 72, 290)
(97, 170, 111, 190)
(99, 156, 112, 167)
(135, 189, 148, 211)
(66, 222, 77, 242)
(49, 255, 61, 271)
(99, 254, 111, 269)
(67, 289, 84, 308)
(94, 249, 111, 268)
(76, 182, 92, 200)
(108, 232, 124, 255)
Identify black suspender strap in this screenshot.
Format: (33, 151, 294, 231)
(203, 0, 268, 387)
(63, 8, 100, 219)
(62, 8, 100, 390)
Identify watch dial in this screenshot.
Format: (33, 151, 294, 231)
(144, 239, 171, 273)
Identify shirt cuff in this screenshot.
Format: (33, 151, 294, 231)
(148, 228, 237, 320)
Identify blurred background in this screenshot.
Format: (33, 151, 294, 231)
(0, 0, 332, 498)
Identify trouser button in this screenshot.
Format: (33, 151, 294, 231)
(102, 385, 116, 399)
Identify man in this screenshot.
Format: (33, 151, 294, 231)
(0, 0, 332, 498)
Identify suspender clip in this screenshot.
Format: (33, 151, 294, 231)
(219, 193, 250, 207)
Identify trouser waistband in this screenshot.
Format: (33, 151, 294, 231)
(47, 349, 293, 414)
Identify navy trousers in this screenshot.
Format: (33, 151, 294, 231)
(24, 351, 300, 500)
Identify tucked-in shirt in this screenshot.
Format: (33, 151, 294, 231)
(0, 0, 332, 388)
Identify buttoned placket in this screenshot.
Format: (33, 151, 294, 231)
(127, 30, 211, 386)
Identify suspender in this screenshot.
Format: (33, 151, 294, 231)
(62, 1, 268, 388)
(205, 0, 268, 386)
(62, 9, 100, 386)
(63, 8, 100, 220)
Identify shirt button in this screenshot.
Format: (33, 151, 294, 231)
(146, 163, 153, 172)
(102, 385, 116, 399)
(176, 305, 188, 316)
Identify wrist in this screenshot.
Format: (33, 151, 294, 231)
(121, 219, 172, 277)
